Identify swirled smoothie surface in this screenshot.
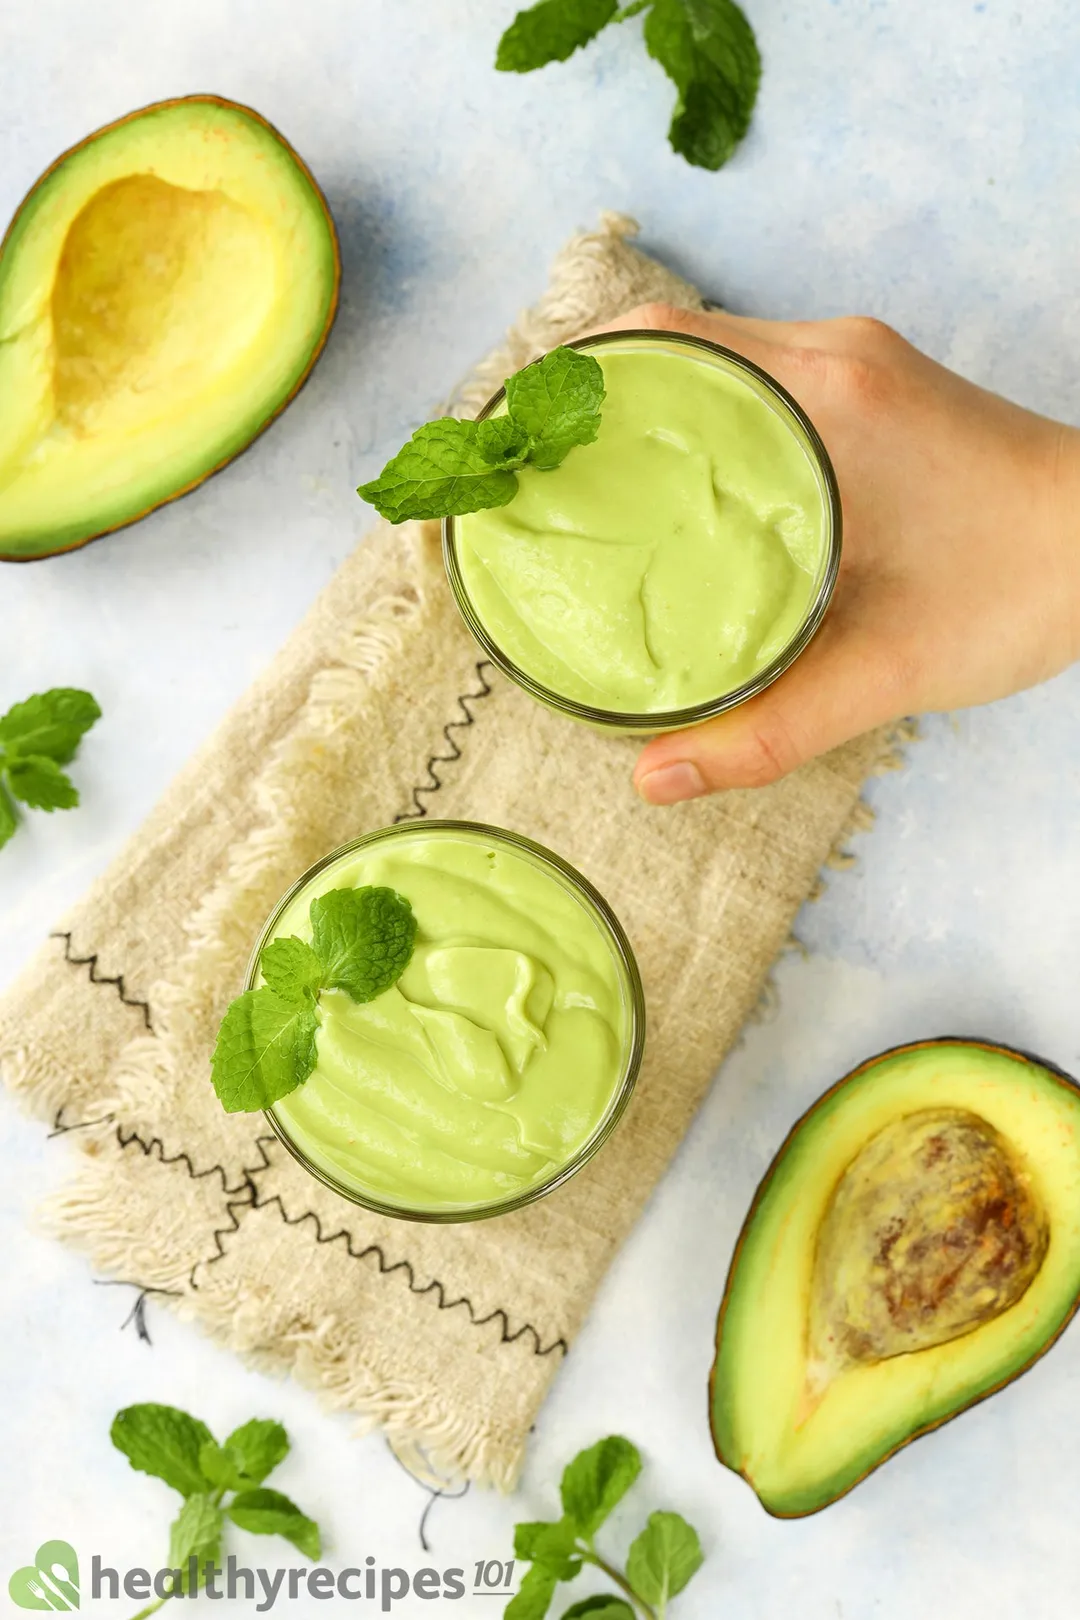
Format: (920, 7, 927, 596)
(268, 830, 632, 1212)
(455, 344, 830, 713)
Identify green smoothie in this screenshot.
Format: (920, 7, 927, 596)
(263, 825, 641, 1216)
(451, 337, 835, 717)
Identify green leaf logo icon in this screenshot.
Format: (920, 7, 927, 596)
(8, 1542, 79, 1610)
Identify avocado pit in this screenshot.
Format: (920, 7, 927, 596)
(808, 1107, 1048, 1394)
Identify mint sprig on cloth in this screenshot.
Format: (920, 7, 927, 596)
(0, 687, 101, 849)
(357, 345, 605, 523)
(211, 885, 416, 1113)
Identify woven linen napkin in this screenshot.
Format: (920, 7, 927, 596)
(0, 215, 897, 1488)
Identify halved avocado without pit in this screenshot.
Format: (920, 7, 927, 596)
(711, 1038, 1080, 1516)
(0, 96, 340, 560)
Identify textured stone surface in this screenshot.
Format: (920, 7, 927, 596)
(3, 2, 1079, 1614)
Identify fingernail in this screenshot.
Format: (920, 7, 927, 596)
(636, 761, 707, 806)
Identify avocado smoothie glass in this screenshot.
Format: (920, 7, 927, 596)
(248, 820, 645, 1223)
(444, 330, 841, 733)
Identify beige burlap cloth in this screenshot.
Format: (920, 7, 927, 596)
(0, 215, 900, 1489)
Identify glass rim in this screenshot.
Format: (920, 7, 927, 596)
(247, 819, 647, 1224)
(443, 328, 843, 733)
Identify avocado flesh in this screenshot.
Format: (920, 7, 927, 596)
(0, 97, 339, 560)
(710, 1040, 1080, 1516)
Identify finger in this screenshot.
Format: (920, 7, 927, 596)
(590, 302, 900, 362)
(633, 622, 903, 802)
(578, 304, 837, 424)
(583, 303, 785, 373)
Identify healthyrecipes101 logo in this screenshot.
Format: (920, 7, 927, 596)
(8, 1543, 516, 1612)
(9, 1541, 81, 1611)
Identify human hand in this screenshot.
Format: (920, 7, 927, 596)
(594, 304, 1080, 804)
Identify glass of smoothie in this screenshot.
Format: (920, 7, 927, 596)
(247, 820, 645, 1222)
(444, 329, 841, 731)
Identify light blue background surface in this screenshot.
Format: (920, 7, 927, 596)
(3, 2, 1080, 1615)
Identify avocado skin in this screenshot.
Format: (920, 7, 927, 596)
(0, 96, 341, 563)
(709, 1036, 1080, 1517)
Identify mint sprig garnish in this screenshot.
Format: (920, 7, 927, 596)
(0, 686, 101, 849)
(506, 1436, 704, 1620)
(211, 884, 417, 1114)
(357, 345, 605, 524)
(494, 0, 760, 172)
(111, 1403, 320, 1619)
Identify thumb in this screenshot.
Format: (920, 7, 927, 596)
(633, 625, 901, 803)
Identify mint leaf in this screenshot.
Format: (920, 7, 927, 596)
(496, 0, 618, 72)
(111, 1404, 215, 1498)
(514, 1522, 568, 1561)
(6, 755, 79, 811)
(221, 1418, 290, 1485)
(625, 1512, 704, 1607)
(358, 419, 518, 522)
(0, 687, 101, 764)
(514, 1520, 582, 1580)
(477, 414, 532, 468)
(505, 347, 605, 470)
(259, 937, 324, 1006)
(669, 71, 754, 170)
(168, 1493, 223, 1592)
(0, 783, 17, 849)
(198, 1439, 248, 1493)
(199, 1421, 289, 1492)
(561, 1601, 635, 1619)
(211, 988, 319, 1113)
(309, 886, 417, 1003)
(645, 0, 760, 170)
(561, 1436, 641, 1537)
(227, 1488, 321, 1560)
(507, 1563, 559, 1620)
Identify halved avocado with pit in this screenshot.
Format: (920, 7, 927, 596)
(710, 1038, 1080, 1516)
(0, 95, 340, 561)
